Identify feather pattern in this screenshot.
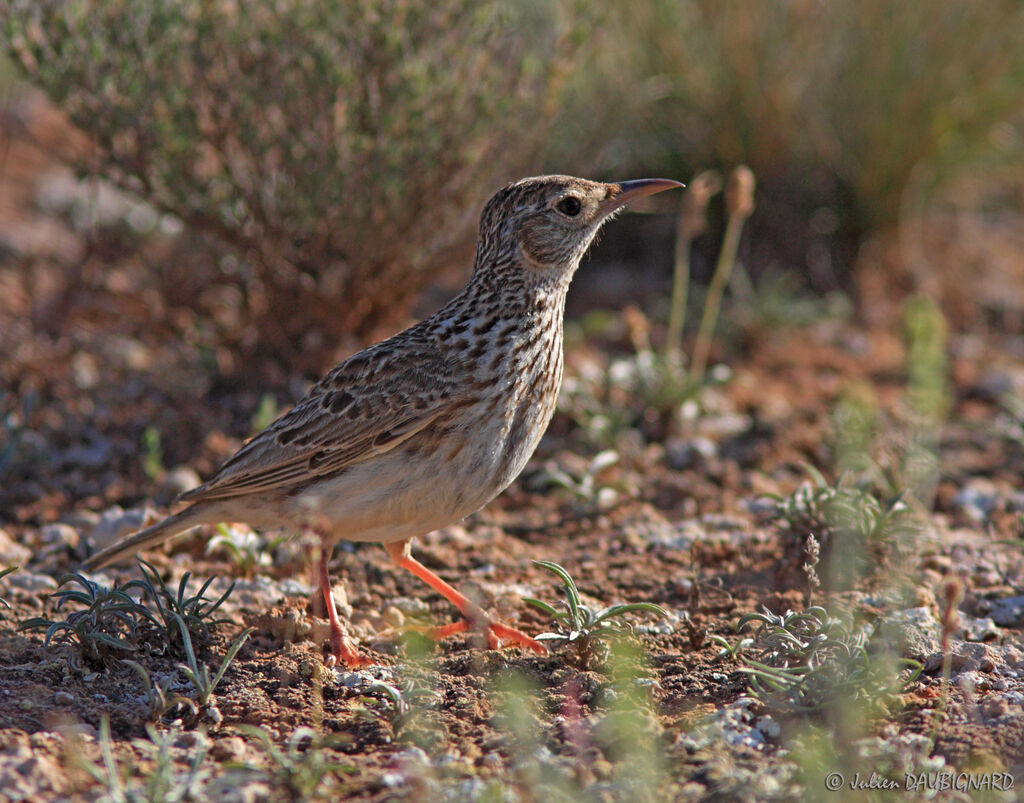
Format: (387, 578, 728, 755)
(84, 174, 683, 577)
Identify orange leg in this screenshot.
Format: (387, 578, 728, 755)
(317, 547, 373, 668)
(385, 540, 546, 655)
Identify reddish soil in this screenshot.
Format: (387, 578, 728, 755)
(2, 94, 1024, 801)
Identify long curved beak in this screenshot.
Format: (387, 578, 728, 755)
(600, 178, 685, 216)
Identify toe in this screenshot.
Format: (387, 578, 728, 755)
(488, 622, 548, 655)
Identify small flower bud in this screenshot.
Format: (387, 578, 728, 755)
(725, 165, 756, 220)
(678, 170, 722, 240)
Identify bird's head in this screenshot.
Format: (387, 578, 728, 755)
(473, 174, 683, 286)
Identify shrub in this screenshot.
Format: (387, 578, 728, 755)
(589, 0, 1024, 225)
(2, 0, 592, 348)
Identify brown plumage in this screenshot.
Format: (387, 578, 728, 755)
(85, 174, 683, 666)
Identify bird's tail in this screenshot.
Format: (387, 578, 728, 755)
(83, 507, 212, 570)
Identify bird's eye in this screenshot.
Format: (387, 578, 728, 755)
(556, 196, 582, 216)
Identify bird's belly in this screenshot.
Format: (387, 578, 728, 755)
(288, 389, 555, 544)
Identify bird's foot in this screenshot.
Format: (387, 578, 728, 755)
(410, 617, 547, 655)
(325, 626, 374, 669)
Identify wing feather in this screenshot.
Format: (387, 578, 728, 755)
(179, 337, 459, 503)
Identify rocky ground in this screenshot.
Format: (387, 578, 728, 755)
(2, 96, 1024, 802)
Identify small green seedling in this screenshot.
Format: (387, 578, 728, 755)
(124, 659, 198, 722)
(719, 606, 922, 715)
(78, 715, 210, 803)
(206, 524, 279, 578)
(251, 393, 281, 431)
(175, 616, 253, 709)
(532, 450, 621, 507)
(0, 566, 17, 610)
(229, 725, 355, 799)
(141, 426, 164, 482)
(524, 560, 667, 668)
(20, 572, 142, 663)
(763, 464, 918, 547)
(124, 559, 235, 656)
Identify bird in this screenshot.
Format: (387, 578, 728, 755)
(84, 174, 683, 667)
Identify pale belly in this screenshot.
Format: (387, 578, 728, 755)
(286, 389, 556, 544)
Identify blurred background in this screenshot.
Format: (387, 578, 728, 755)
(1, 0, 1023, 522)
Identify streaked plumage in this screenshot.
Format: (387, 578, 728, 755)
(85, 174, 682, 666)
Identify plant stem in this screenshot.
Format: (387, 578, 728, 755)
(665, 170, 720, 365)
(666, 217, 693, 365)
(689, 213, 743, 383)
(689, 166, 754, 384)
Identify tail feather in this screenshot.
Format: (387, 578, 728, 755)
(83, 508, 211, 570)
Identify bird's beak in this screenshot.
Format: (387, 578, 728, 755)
(600, 178, 685, 216)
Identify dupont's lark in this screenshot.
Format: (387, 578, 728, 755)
(85, 174, 683, 666)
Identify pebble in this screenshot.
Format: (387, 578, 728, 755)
(6, 572, 58, 593)
(53, 691, 74, 705)
(951, 480, 1000, 523)
(211, 736, 248, 762)
(877, 607, 941, 663)
(755, 715, 780, 739)
(88, 506, 154, 555)
(988, 596, 1024, 627)
(920, 553, 952, 573)
(157, 466, 202, 504)
(961, 616, 1000, 642)
(0, 529, 32, 566)
(665, 437, 717, 470)
(982, 696, 1010, 719)
(39, 523, 80, 550)
(278, 579, 315, 597)
(0, 741, 65, 800)
(382, 606, 405, 628)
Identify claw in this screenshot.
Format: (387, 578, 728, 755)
(487, 621, 547, 654)
(327, 627, 375, 668)
(385, 540, 547, 657)
(402, 617, 547, 655)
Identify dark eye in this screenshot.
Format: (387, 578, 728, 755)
(556, 196, 582, 216)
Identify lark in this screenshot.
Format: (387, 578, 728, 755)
(85, 174, 683, 666)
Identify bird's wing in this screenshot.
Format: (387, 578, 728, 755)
(179, 337, 460, 503)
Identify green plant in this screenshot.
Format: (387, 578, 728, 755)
(0, 391, 31, 478)
(20, 572, 143, 663)
(77, 715, 211, 803)
(205, 524, 279, 578)
(899, 294, 949, 507)
(251, 393, 281, 432)
(731, 267, 850, 336)
(594, 0, 1024, 226)
(997, 390, 1024, 447)
(21, 563, 239, 666)
(594, 641, 668, 796)
(2, 0, 595, 351)
(689, 166, 755, 383)
(141, 426, 164, 483)
(123, 659, 198, 722)
(524, 560, 667, 668)
(0, 565, 16, 610)
(486, 652, 667, 801)
(175, 616, 253, 709)
(762, 464, 923, 577)
(529, 450, 621, 508)
(229, 725, 355, 800)
(123, 559, 235, 656)
(665, 169, 721, 362)
(723, 606, 921, 715)
(557, 342, 713, 448)
(929, 577, 964, 750)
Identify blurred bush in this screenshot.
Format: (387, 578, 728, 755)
(569, 0, 1024, 227)
(1, 0, 592, 348)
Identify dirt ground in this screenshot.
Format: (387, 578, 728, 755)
(2, 96, 1024, 801)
